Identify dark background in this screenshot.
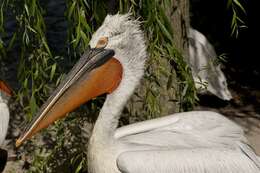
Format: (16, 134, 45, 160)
(189, 0, 260, 117)
(190, 0, 259, 89)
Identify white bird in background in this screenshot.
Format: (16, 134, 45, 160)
(0, 80, 12, 173)
(188, 28, 233, 100)
(16, 14, 260, 173)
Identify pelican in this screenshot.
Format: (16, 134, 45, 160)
(0, 80, 12, 172)
(188, 28, 232, 100)
(16, 14, 260, 173)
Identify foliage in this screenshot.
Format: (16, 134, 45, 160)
(11, 0, 62, 119)
(0, 0, 246, 172)
(119, 0, 197, 112)
(227, 0, 247, 37)
(1, 0, 196, 172)
(66, 0, 92, 55)
(0, 0, 8, 58)
(26, 112, 90, 173)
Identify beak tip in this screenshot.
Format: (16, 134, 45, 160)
(15, 138, 22, 148)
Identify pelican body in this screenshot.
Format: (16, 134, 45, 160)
(0, 80, 12, 172)
(17, 14, 260, 173)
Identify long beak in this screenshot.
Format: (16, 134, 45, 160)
(16, 47, 122, 147)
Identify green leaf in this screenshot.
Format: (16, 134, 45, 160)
(23, 78, 28, 88)
(181, 84, 189, 98)
(42, 38, 52, 56)
(156, 16, 173, 44)
(158, 5, 173, 37)
(75, 160, 83, 173)
(129, 0, 137, 6)
(80, 30, 89, 45)
(27, 25, 37, 33)
(30, 0, 36, 15)
(0, 4, 4, 30)
(74, 24, 81, 48)
(68, 1, 76, 19)
(34, 68, 39, 80)
(80, 17, 91, 33)
(233, 0, 246, 13)
(227, 0, 233, 8)
(7, 33, 17, 51)
(24, 3, 29, 16)
(23, 31, 30, 45)
(29, 94, 38, 117)
(50, 63, 57, 81)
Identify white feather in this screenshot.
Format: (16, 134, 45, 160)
(118, 149, 259, 173)
(0, 98, 9, 146)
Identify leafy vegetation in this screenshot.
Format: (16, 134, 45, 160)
(118, 0, 197, 113)
(0, 0, 246, 172)
(227, 0, 247, 37)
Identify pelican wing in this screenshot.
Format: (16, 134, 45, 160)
(115, 111, 260, 172)
(117, 148, 260, 173)
(0, 103, 9, 146)
(116, 111, 247, 149)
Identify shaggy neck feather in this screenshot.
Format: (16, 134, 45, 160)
(91, 66, 140, 142)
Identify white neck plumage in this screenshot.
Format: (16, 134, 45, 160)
(91, 64, 141, 142)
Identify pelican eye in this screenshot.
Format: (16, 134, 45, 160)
(96, 37, 108, 48)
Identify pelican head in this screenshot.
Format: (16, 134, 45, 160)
(90, 14, 147, 90)
(16, 13, 147, 147)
